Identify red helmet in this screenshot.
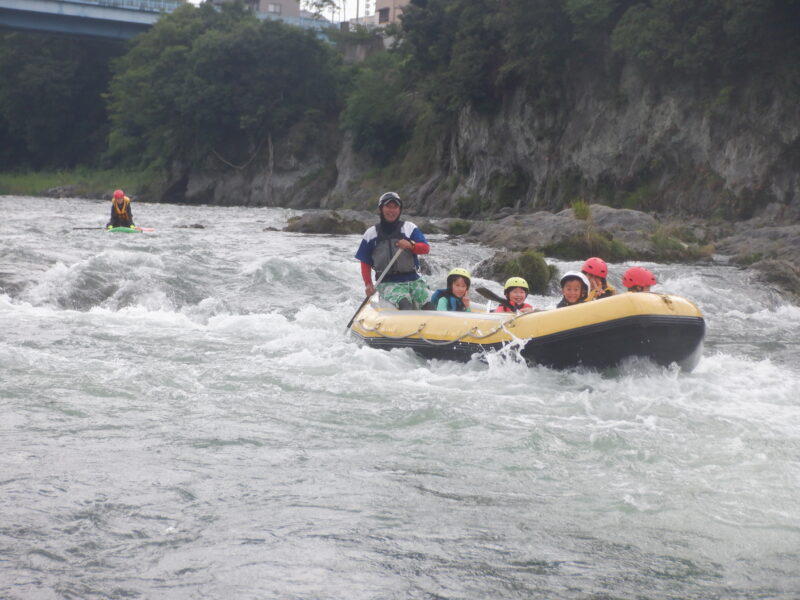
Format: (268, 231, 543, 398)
(113, 189, 124, 199)
(622, 266, 657, 288)
(582, 256, 608, 278)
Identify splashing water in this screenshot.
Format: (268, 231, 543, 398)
(2, 196, 799, 599)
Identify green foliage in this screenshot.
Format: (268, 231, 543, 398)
(398, 0, 578, 115)
(107, 3, 341, 170)
(340, 51, 412, 164)
(622, 183, 656, 210)
(495, 250, 554, 295)
(611, 0, 800, 80)
(491, 168, 527, 209)
(454, 194, 487, 218)
(544, 231, 631, 262)
(571, 198, 591, 220)
(0, 167, 160, 196)
(650, 230, 713, 262)
(447, 219, 472, 235)
(565, 0, 620, 39)
(0, 32, 125, 169)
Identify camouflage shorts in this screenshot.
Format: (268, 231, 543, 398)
(377, 278, 429, 308)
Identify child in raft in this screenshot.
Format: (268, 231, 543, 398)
(556, 272, 590, 308)
(622, 266, 657, 292)
(429, 268, 472, 312)
(493, 277, 534, 313)
(581, 256, 616, 301)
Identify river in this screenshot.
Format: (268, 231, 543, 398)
(2, 196, 799, 599)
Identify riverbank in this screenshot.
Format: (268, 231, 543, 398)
(0, 169, 156, 199)
(4, 179, 799, 303)
(285, 204, 800, 304)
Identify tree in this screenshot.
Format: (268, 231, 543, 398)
(0, 32, 124, 169)
(106, 2, 341, 170)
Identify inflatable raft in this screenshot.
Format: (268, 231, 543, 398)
(348, 292, 705, 371)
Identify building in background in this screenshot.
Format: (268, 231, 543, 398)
(374, 0, 407, 24)
(211, 0, 301, 19)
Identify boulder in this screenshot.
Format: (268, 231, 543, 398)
(284, 210, 371, 234)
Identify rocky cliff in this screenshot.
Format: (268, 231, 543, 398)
(170, 60, 798, 226)
(394, 64, 799, 221)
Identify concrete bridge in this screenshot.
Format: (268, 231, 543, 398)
(0, 0, 180, 39)
(0, 0, 333, 39)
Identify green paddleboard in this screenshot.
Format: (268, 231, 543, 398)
(107, 227, 141, 233)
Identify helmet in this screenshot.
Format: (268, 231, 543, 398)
(378, 191, 402, 208)
(582, 256, 608, 278)
(503, 277, 529, 293)
(113, 189, 124, 199)
(622, 266, 657, 288)
(447, 267, 472, 288)
(560, 271, 590, 292)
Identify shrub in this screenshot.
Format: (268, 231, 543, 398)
(497, 250, 554, 295)
(571, 198, 591, 220)
(448, 219, 472, 236)
(544, 231, 631, 262)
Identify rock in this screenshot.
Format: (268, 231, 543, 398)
(283, 210, 370, 234)
(715, 225, 800, 266)
(751, 259, 800, 302)
(44, 185, 83, 198)
(473, 249, 555, 295)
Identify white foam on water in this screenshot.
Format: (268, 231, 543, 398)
(3, 197, 800, 599)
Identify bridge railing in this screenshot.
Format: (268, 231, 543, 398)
(71, 0, 182, 13)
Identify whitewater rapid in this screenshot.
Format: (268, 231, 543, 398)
(2, 196, 799, 599)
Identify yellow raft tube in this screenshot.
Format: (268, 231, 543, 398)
(348, 292, 705, 371)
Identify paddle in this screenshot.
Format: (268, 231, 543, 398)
(71, 227, 103, 230)
(134, 227, 155, 232)
(345, 247, 405, 332)
(475, 286, 516, 312)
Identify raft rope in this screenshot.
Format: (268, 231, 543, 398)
(355, 311, 529, 345)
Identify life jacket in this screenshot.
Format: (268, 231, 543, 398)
(430, 288, 467, 312)
(557, 296, 585, 308)
(585, 283, 616, 302)
(493, 302, 532, 313)
(372, 220, 416, 278)
(113, 197, 131, 219)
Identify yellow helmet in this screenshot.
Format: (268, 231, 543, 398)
(447, 267, 471, 288)
(504, 277, 529, 292)
(448, 267, 471, 280)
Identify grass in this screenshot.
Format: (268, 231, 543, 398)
(544, 231, 632, 262)
(447, 219, 472, 236)
(571, 198, 591, 220)
(0, 167, 159, 197)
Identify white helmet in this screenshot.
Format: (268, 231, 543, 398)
(559, 271, 590, 292)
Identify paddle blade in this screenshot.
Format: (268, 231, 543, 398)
(475, 286, 514, 311)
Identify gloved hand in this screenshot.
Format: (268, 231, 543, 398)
(106, 225, 113, 229)
(129, 224, 136, 229)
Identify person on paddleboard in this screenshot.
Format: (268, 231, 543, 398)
(106, 189, 135, 229)
(493, 277, 535, 313)
(355, 191, 430, 310)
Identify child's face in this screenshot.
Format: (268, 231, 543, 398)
(507, 287, 527, 304)
(562, 280, 584, 304)
(451, 277, 469, 298)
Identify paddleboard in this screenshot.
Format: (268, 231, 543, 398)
(107, 227, 141, 233)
